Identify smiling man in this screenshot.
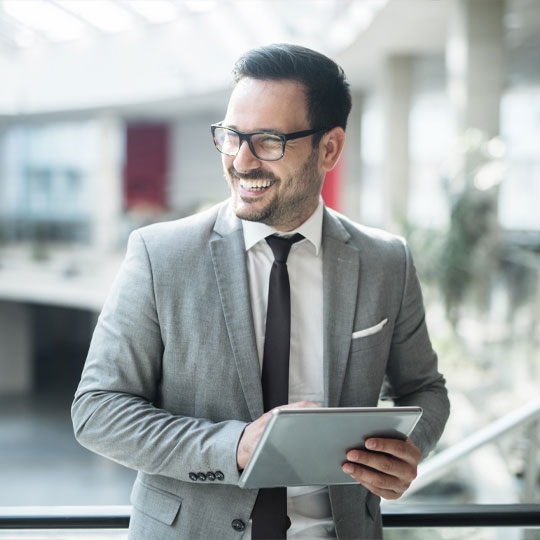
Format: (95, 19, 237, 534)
(72, 44, 449, 540)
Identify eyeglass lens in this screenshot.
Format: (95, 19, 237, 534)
(213, 127, 284, 160)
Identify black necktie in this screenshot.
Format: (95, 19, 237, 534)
(252, 233, 303, 540)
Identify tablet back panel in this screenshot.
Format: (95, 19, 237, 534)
(238, 406, 422, 489)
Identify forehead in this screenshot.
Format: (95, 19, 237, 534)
(224, 78, 309, 131)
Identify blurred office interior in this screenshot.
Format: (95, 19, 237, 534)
(0, 0, 539, 537)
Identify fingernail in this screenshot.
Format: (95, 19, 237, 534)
(366, 439, 376, 450)
(343, 463, 354, 474)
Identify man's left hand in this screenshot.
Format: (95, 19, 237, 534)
(342, 437, 422, 500)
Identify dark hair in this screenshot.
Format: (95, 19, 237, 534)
(232, 44, 352, 142)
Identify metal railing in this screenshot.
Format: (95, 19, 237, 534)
(408, 396, 540, 500)
(1, 504, 540, 530)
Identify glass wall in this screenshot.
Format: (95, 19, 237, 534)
(0, 122, 99, 244)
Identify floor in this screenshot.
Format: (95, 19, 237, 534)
(0, 391, 134, 539)
(0, 392, 135, 507)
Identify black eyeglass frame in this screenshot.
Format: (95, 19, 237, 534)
(210, 123, 330, 161)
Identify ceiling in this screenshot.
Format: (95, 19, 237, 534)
(338, 0, 540, 87)
(0, 0, 387, 117)
(0, 0, 538, 119)
(0, 0, 385, 52)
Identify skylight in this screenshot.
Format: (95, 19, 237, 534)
(54, 0, 134, 34)
(128, 0, 179, 23)
(3, 0, 85, 43)
(0, 0, 387, 49)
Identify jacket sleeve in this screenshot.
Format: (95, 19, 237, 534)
(71, 229, 247, 484)
(382, 240, 450, 458)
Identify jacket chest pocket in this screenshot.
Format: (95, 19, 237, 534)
(350, 318, 389, 352)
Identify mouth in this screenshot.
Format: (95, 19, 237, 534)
(238, 179, 274, 192)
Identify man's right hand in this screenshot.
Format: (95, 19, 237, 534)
(236, 401, 320, 470)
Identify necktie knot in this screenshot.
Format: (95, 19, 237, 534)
(266, 233, 304, 263)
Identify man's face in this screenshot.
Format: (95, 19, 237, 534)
(221, 78, 325, 232)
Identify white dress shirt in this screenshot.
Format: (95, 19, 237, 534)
(241, 200, 336, 539)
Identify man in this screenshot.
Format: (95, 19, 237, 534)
(72, 44, 449, 539)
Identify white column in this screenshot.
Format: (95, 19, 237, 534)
(446, 0, 505, 188)
(91, 115, 124, 253)
(382, 55, 413, 233)
(0, 301, 33, 395)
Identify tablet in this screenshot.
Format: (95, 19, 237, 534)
(238, 406, 422, 489)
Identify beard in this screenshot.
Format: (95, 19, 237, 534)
(226, 149, 322, 230)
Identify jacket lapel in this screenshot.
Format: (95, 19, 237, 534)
(322, 210, 361, 407)
(210, 203, 264, 421)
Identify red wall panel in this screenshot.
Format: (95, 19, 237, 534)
(124, 124, 169, 210)
(321, 156, 342, 211)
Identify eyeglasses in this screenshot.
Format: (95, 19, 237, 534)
(210, 124, 329, 161)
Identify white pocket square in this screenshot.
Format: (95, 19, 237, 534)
(352, 318, 388, 339)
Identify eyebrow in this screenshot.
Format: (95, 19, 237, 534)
(222, 124, 285, 135)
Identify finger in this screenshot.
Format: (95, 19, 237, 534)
(342, 461, 412, 499)
(346, 448, 417, 483)
(364, 437, 422, 466)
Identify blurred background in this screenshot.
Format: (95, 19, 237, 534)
(0, 0, 539, 538)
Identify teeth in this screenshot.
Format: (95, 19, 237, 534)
(240, 179, 272, 190)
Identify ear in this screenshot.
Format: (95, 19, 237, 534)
(319, 127, 346, 172)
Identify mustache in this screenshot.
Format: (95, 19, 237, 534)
(228, 166, 279, 182)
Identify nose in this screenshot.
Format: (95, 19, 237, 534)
(232, 140, 261, 173)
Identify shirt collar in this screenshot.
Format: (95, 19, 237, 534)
(242, 198, 324, 255)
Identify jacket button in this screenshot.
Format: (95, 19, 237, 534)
(215, 470, 225, 481)
(188, 472, 198, 481)
(206, 472, 216, 481)
(231, 519, 245, 532)
(197, 472, 207, 481)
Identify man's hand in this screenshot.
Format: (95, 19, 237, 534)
(342, 437, 422, 500)
(237, 401, 320, 470)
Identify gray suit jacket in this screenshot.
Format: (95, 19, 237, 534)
(72, 200, 449, 540)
